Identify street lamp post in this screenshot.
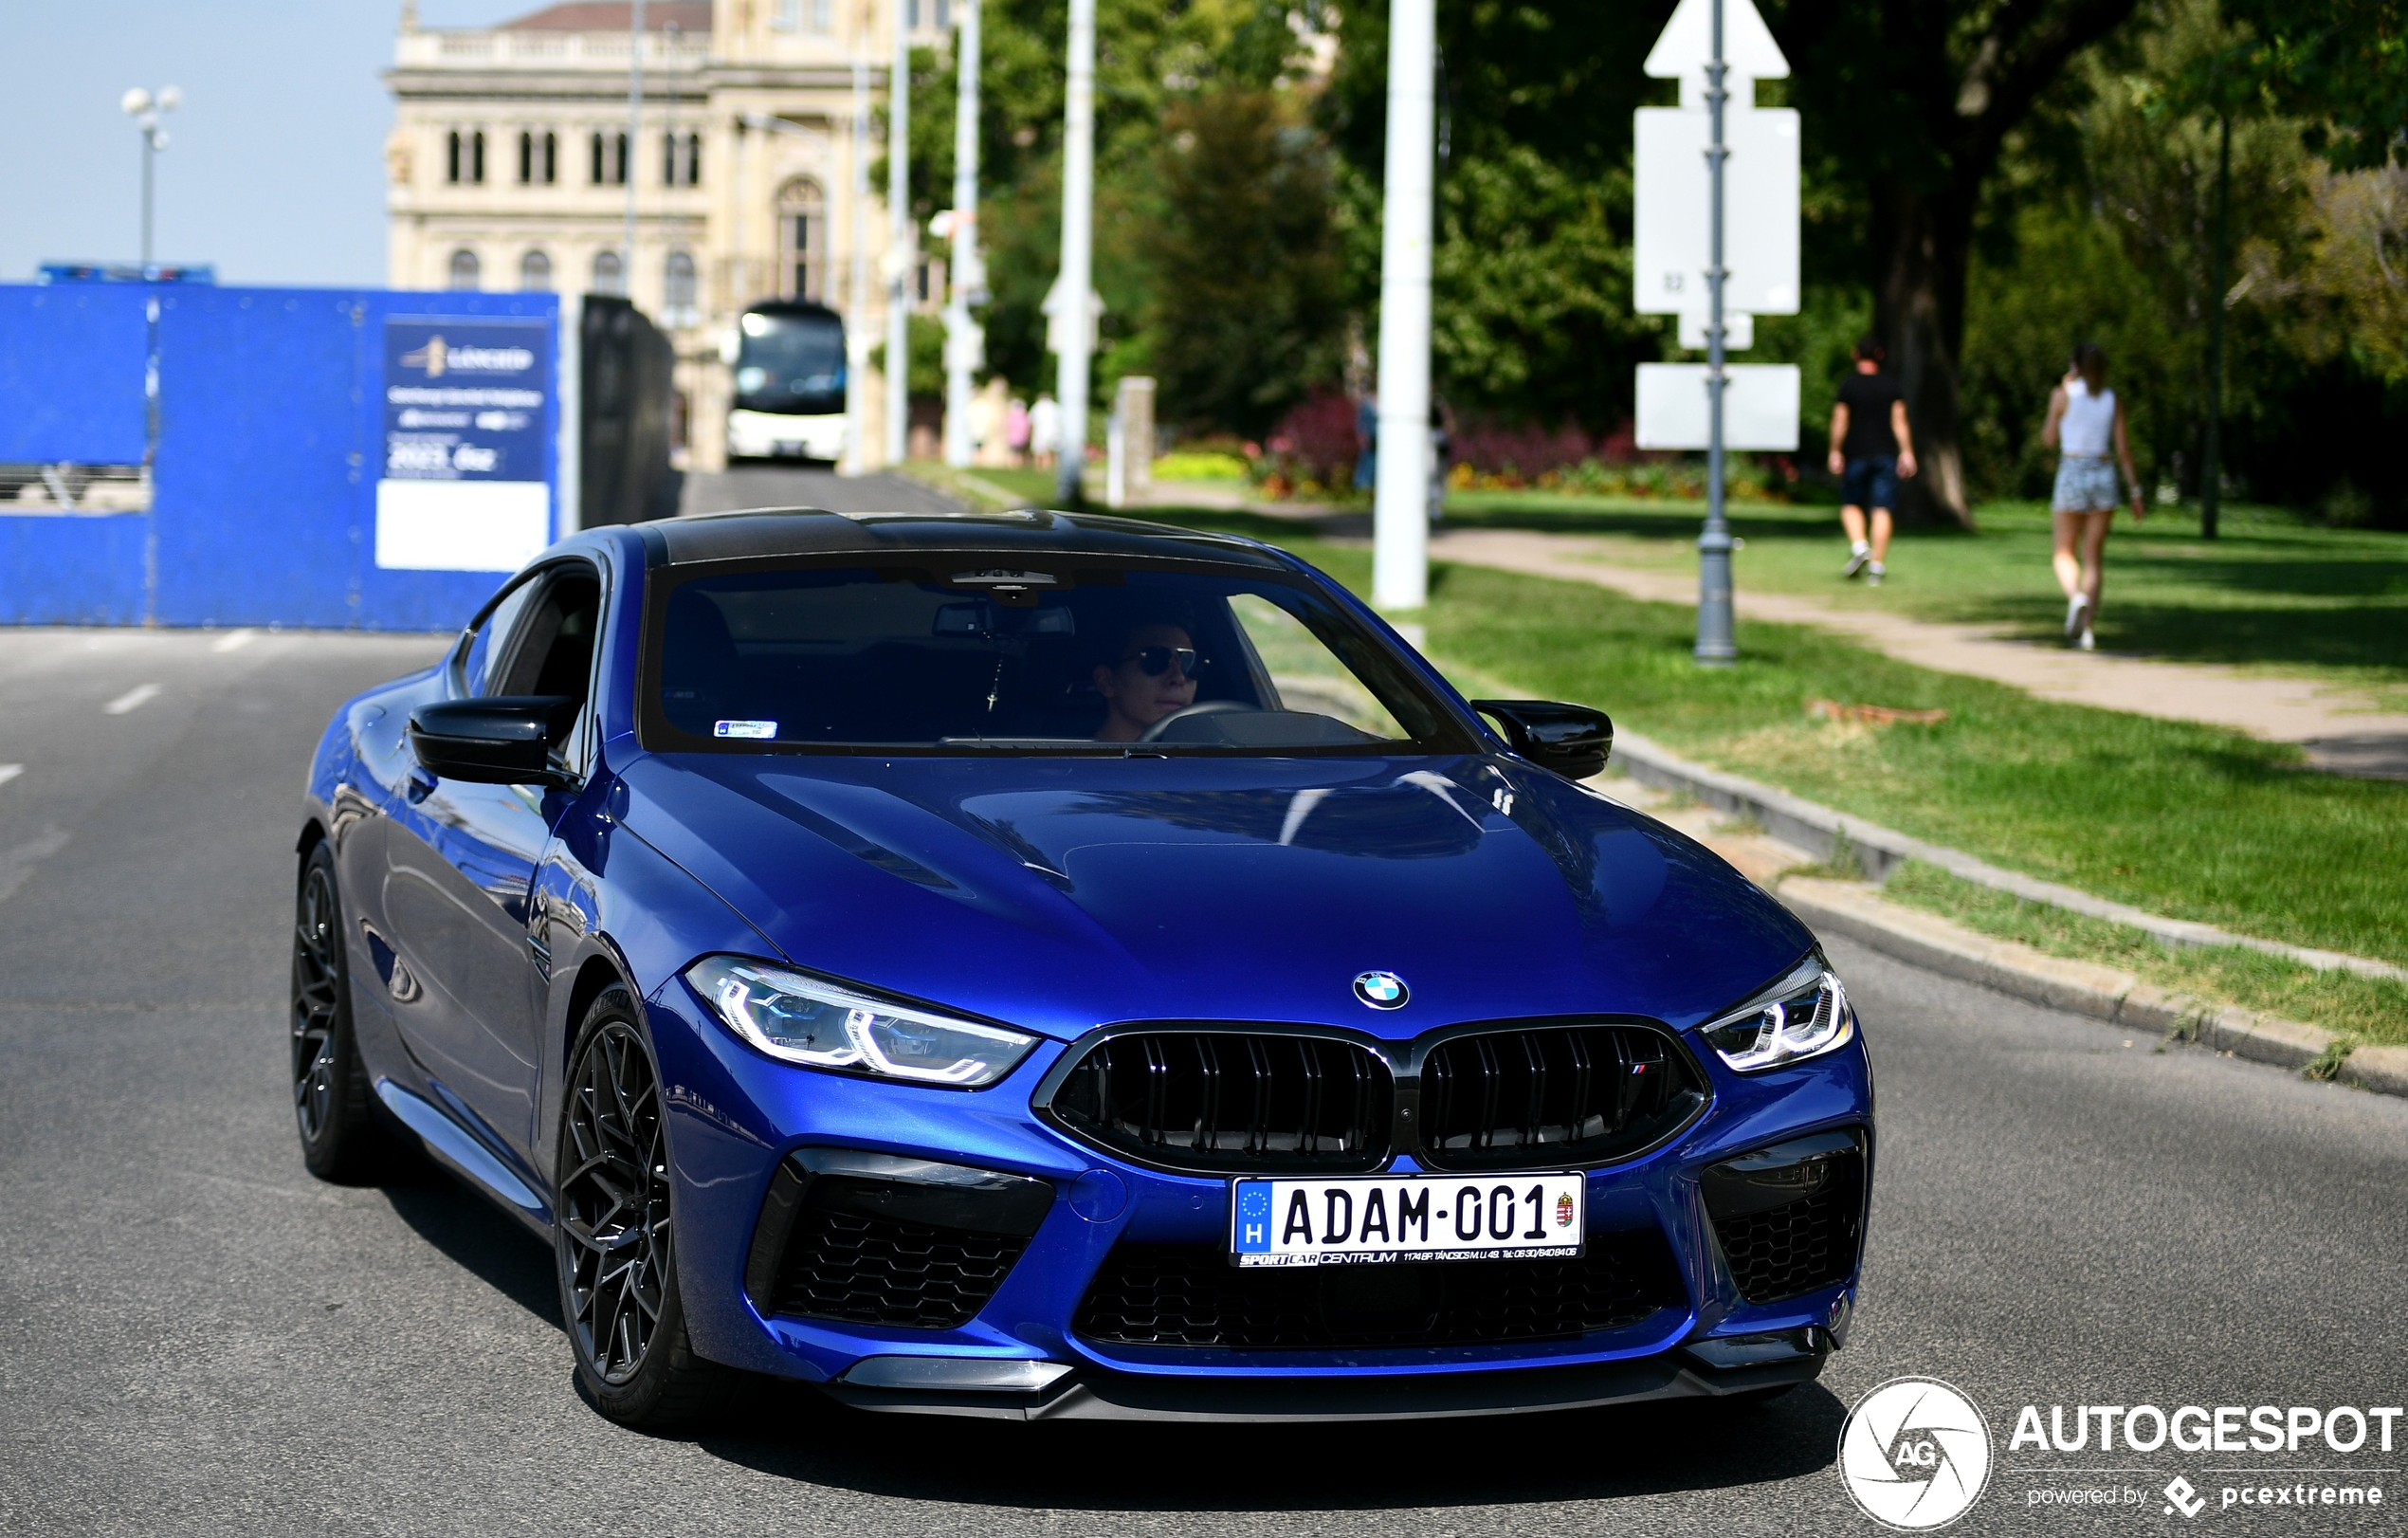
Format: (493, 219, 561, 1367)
(1695, 0, 1736, 666)
(1371, 0, 1433, 613)
(886, 0, 912, 467)
(943, 0, 984, 468)
(120, 85, 181, 269)
(1051, 0, 1097, 506)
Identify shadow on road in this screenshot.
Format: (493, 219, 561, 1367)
(694, 1376, 1843, 1510)
(382, 1171, 563, 1328)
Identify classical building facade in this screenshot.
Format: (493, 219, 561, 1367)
(385, 0, 951, 472)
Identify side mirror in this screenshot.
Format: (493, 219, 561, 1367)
(1471, 699, 1613, 779)
(409, 696, 578, 787)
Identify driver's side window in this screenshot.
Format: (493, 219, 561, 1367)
(458, 563, 606, 777)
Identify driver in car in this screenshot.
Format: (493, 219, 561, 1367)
(1094, 623, 1200, 742)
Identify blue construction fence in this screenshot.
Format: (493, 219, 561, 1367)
(0, 284, 569, 631)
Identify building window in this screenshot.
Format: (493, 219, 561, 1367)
(447, 130, 462, 184)
(542, 131, 557, 183)
(591, 131, 629, 186)
(470, 130, 486, 184)
(590, 249, 625, 297)
(665, 249, 698, 323)
(519, 131, 535, 184)
(771, 0, 798, 29)
(520, 249, 553, 291)
(448, 248, 481, 290)
(662, 131, 702, 188)
(809, 0, 830, 31)
(776, 177, 827, 302)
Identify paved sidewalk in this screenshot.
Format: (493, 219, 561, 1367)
(1422, 525, 2408, 778)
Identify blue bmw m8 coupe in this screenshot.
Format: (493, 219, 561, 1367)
(293, 507, 1872, 1426)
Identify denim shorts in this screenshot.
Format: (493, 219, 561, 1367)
(1840, 455, 1897, 511)
(2052, 455, 2122, 512)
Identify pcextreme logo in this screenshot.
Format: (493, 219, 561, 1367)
(1839, 1378, 1995, 1529)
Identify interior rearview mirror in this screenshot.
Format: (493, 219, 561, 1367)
(409, 696, 579, 787)
(1471, 699, 1614, 779)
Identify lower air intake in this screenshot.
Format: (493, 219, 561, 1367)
(1073, 1232, 1685, 1350)
(1701, 1129, 1867, 1304)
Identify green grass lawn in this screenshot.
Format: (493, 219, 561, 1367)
(1085, 499, 2408, 970)
(1880, 862, 2408, 1050)
(1437, 491, 2408, 711)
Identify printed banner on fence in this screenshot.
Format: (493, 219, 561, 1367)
(376, 316, 553, 572)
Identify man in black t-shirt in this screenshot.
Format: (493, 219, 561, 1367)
(1825, 336, 1918, 585)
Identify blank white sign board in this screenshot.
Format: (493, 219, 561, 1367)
(1634, 363, 1800, 450)
(1633, 107, 1800, 318)
(375, 479, 553, 572)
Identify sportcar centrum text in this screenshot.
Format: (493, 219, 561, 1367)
(291, 506, 1874, 1425)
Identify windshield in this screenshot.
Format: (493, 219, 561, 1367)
(642, 560, 1470, 755)
(734, 311, 846, 415)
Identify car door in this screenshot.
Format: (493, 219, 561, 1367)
(383, 561, 603, 1161)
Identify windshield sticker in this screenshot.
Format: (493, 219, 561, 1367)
(714, 720, 778, 740)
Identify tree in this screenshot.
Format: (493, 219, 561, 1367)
(1145, 89, 1347, 436)
(1764, 0, 2151, 524)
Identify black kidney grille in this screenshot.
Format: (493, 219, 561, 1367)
(1418, 1025, 1705, 1170)
(770, 1203, 1031, 1328)
(1712, 1156, 1865, 1304)
(1048, 1031, 1393, 1175)
(1074, 1232, 1684, 1350)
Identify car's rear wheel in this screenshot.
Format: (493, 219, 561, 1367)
(291, 842, 390, 1181)
(556, 988, 734, 1427)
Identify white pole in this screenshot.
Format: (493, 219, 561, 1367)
(1051, 0, 1095, 505)
(625, 0, 645, 298)
(943, 0, 982, 467)
(886, 0, 912, 466)
(842, 47, 871, 473)
(1372, 0, 1434, 612)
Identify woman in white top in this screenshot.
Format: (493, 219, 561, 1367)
(2039, 343, 2144, 650)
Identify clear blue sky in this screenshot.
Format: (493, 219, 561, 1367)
(0, 2, 537, 287)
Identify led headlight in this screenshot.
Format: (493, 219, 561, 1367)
(1698, 954, 1853, 1072)
(684, 957, 1039, 1088)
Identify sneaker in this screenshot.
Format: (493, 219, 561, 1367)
(2076, 626, 2096, 651)
(1865, 561, 1885, 587)
(1842, 543, 1870, 578)
(2065, 593, 2089, 639)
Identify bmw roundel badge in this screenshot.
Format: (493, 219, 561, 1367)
(1352, 971, 1409, 1009)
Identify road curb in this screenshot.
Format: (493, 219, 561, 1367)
(1778, 877, 2404, 1099)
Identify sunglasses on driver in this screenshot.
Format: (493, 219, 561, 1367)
(1118, 646, 1201, 677)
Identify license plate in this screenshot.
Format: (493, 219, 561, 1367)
(1229, 1174, 1584, 1268)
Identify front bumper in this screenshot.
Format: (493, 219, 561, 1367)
(648, 982, 1874, 1420)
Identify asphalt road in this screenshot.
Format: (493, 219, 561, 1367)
(2, 623, 2403, 1536)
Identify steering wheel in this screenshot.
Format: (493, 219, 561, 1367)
(1137, 700, 1255, 743)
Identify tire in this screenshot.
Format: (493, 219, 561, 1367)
(291, 841, 392, 1181)
(556, 987, 735, 1428)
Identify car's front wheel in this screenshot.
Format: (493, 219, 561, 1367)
(291, 842, 392, 1181)
(556, 987, 734, 1427)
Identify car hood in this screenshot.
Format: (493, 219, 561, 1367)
(616, 751, 1813, 1042)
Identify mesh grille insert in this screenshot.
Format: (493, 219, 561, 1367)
(1711, 1154, 1865, 1304)
(769, 1203, 1031, 1328)
(1073, 1233, 1684, 1350)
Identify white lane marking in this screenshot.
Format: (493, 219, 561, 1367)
(104, 684, 161, 715)
(212, 629, 256, 653)
(0, 765, 20, 789)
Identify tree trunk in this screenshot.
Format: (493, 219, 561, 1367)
(1870, 179, 1979, 529)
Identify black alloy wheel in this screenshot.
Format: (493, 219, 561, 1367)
(290, 842, 389, 1181)
(556, 988, 733, 1425)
